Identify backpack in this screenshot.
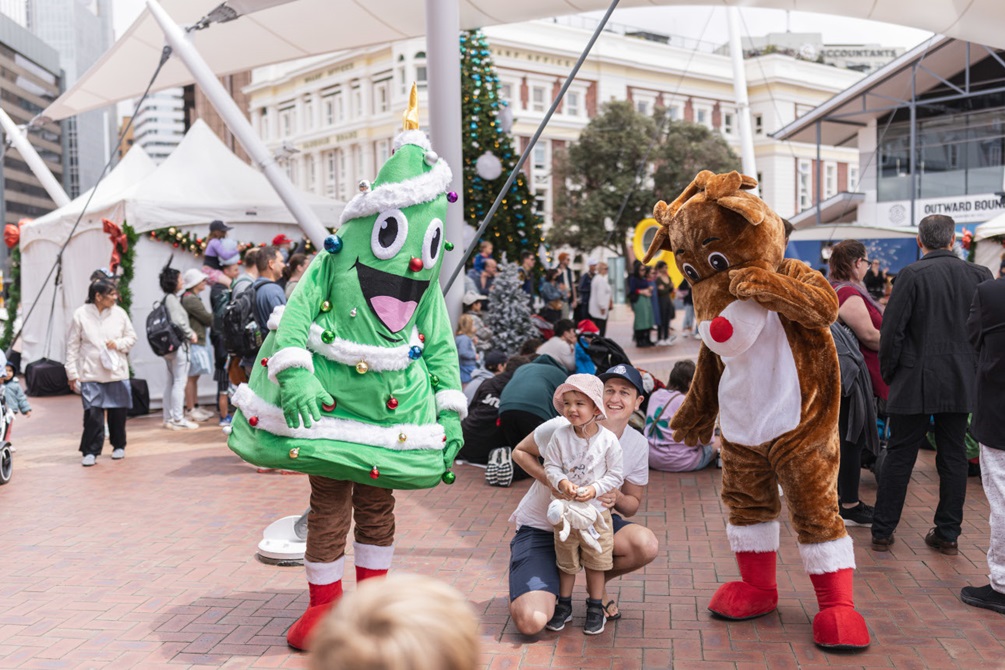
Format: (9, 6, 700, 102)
(210, 285, 231, 334)
(146, 298, 185, 357)
(586, 336, 631, 371)
(222, 284, 262, 356)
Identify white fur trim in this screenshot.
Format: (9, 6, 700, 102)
(339, 159, 452, 225)
(353, 542, 394, 570)
(305, 557, 345, 586)
(232, 384, 446, 451)
(799, 535, 855, 575)
(726, 521, 780, 553)
(307, 325, 423, 372)
(392, 129, 431, 152)
(266, 347, 315, 384)
(435, 389, 468, 420)
(267, 304, 286, 331)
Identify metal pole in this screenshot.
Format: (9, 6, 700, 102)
(444, 0, 622, 294)
(0, 108, 70, 207)
(145, 0, 330, 248)
(816, 121, 822, 227)
(909, 63, 918, 227)
(425, 0, 464, 325)
(727, 7, 757, 195)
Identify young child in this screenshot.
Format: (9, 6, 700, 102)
(203, 220, 240, 287)
(309, 574, 480, 670)
(472, 240, 493, 274)
(455, 314, 480, 386)
(3, 363, 31, 418)
(542, 373, 623, 635)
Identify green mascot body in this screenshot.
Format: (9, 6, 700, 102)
(227, 91, 465, 651)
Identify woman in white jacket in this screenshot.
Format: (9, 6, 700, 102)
(64, 279, 137, 467)
(588, 262, 613, 337)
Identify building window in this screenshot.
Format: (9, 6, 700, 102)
(260, 108, 270, 139)
(566, 91, 580, 117)
(695, 107, 711, 129)
(499, 82, 513, 102)
(797, 159, 812, 211)
(722, 112, 735, 135)
(531, 86, 547, 113)
(306, 154, 316, 192)
(849, 165, 859, 192)
(325, 150, 337, 197)
(323, 95, 335, 126)
(375, 139, 390, 165)
(666, 104, 682, 121)
(304, 97, 314, 130)
(338, 149, 348, 200)
(352, 86, 363, 118)
(754, 113, 764, 135)
(532, 142, 549, 178)
(335, 92, 345, 123)
(279, 105, 295, 137)
(415, 51, 427, 89)
(374, 81, 390, 113)
(637, 100, 649, 116)
(824, 163, 837, 199)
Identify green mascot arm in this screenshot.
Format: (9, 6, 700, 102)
(417, 288, 465, 471)
(268, 255, 334, 428)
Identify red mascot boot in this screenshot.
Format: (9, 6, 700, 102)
(708, 522, 779, 620)
(801, 536, 870, 650)
(354, 541, 393, 583)
(287, 558, 344, 651)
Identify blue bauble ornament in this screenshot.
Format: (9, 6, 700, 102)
(324, 235, 343, 254)
(409, 346, 422, 360)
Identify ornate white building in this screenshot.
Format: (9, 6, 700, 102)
(246, 18, 886, 229)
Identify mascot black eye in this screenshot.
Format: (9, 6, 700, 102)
(708, 252, 730, 272)
(422, 218, 444, 269)
(682, 263, 701, 283)
(371, 209, 409, 260)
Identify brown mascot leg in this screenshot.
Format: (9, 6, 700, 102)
(772, 431, 870, 650)
(287, 476, 353, 651)
(351, 484, 396, 583)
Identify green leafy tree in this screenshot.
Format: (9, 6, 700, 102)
(460, 30, 542, 263)
(653, 119, 741, 202)
(551, 101, 661, 255)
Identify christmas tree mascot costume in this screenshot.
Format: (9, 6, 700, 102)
(644, 170, 870, 650)
(228, 87, 465, 650)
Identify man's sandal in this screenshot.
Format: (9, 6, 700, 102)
(603, 600, 622, 621)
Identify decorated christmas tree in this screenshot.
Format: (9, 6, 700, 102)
(460, 30, 543, 263)
(485, 262, 538, 356)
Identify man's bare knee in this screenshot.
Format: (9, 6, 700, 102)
(509, 593, 554, 636)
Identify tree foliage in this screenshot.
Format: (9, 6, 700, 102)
(484, 262, 537, 356)
(552, 101, 741, 254)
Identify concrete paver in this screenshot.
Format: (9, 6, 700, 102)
(1, 311, 1001, 668)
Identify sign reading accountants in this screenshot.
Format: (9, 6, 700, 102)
(877, 193, 1005, 225)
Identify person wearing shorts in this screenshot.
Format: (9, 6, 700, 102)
(509, 365, 659, 635)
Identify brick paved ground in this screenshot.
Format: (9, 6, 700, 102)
(1, 310, 1002, 669)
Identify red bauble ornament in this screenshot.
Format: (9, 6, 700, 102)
(386, 397, 399, 410)
(260, 357, 269, 367)
(370, 465, 380, 480)
(322, 400, 336, 412)
(408, 257, 423, 272)
(418, 333, 425, 342)
(248, 416, 259, 427)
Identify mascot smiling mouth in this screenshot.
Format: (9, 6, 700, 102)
(354, 259, 430, 334)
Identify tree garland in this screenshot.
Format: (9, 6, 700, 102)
(147, 226, 318, 258)
(118, 222, 138, 318)
(0, 244, 21, 351)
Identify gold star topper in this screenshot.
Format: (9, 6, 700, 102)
(402, 82, 419, 131)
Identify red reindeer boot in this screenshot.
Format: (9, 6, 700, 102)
(801, 536, 870, 650)
(354, 542, 394, 583)
(286, 558, 344, 651)
(708, 522, 779, 620)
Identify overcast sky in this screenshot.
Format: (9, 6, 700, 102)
(113, 2, 932, 50)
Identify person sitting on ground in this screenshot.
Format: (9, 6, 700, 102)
(459, 354, 532, 466)
(455, 314, 480, 386)
(535, 318, 577, 373)
(574, 319, 600, 374)
(309, 573, 480, 670)
(2, 363, 30, 417)
(539, 269, 566, 325)
(542, 374, 624, 636)
(462, 290, 493, 353)
(509, 364, 659, 634)
(464, 349, 507, 405)
(645, 360, 719, 472)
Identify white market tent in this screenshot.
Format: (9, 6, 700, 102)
(20, 119, 343, 403)
(788, 224, 920, 242)
(43, 0, 1005, 121)
(975, 214, 1005, 274)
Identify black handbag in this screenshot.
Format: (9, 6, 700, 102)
(24, 358, 71, 397)
(128, 378, 150, 417)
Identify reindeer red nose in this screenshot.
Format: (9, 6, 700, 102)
(709, 316, 733, 343)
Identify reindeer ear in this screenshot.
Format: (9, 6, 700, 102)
(653, 200, 669, 224)
(664, 171, 711, 219)
(642, 226, 671, 264)
(739, 173, 758, 190)
(717, 194, 769, 226)
(704, 171, 743, 201)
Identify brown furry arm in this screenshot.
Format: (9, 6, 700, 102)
(669, 345, 722, 447)
(728, 259, 838, 329)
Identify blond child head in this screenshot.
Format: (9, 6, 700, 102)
(309, 574, 480, 670)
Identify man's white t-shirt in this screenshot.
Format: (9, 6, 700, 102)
(510, 417, 649, 532)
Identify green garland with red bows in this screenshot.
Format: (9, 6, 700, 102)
(147, 226, 319, 257)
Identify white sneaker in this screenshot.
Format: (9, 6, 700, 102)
(667, 335, 678, 345)
(186, 408, 214, 422)
(166, 419, 199, 430)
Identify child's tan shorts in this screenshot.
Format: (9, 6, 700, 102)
(554, 509, 614, 574)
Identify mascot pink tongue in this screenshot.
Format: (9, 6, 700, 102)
(371, 296, 418, 334)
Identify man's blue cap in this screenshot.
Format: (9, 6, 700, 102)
(598, 364, 645, 396)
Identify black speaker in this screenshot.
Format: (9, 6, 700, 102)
(128, 378, 150, 417)
(24, 358, 71, 397)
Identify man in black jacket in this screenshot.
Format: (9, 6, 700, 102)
(872, 215, 994, 554)
(960, 273, 1005, 611)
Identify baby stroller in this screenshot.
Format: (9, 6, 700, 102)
(0, 390, 13, 485)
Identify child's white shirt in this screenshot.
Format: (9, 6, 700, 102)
(541, 423, 624, 512)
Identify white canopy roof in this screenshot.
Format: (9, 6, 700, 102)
(976, 212, 1005, 241)
(44, 0, 1004, 121)
(789, 223, 919, 242)
(21, 146, 157, 249)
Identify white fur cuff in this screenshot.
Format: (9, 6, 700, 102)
(305, 557, 345, 585)
(727, 521, 780, 553)
(392, 129, 432, 152)
(267, 347, 315, 384)
(436, 389, 468, 421)
(340, 159, 452, 225)
(799, 535, 856, 575)
(267, 304, 286, 331)
(353, 542, 394, 570)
